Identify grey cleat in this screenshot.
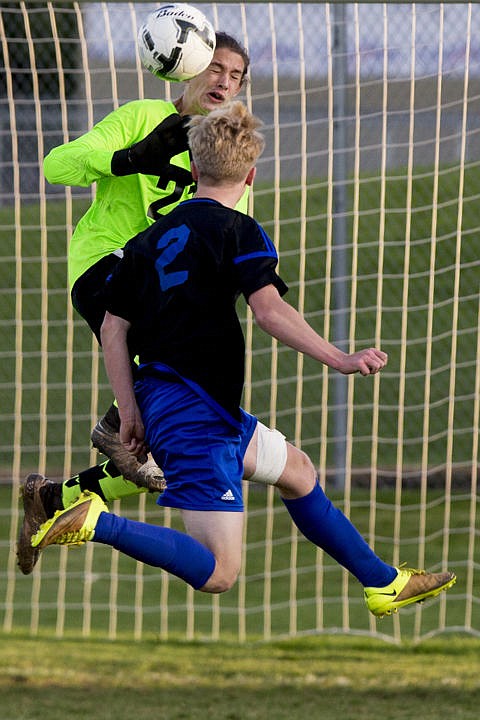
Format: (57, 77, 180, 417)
(91, 405, 166, 493)
(17, 473, 62, 574)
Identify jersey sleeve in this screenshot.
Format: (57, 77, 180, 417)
(232, 217, 289, 300)
(43, 101, 162, 187)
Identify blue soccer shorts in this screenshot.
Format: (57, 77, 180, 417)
(135, 374, 257, 512)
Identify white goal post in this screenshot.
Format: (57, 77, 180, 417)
(1, 2, 479, 644)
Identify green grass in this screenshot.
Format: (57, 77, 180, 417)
(1, 633, 479, 719)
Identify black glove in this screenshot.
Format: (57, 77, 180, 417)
(111, 114, 191, 177)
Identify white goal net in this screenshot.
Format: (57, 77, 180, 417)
(1, 2, 479, 644)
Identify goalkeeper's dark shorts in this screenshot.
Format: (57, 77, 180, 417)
(71, 253, 122, 344)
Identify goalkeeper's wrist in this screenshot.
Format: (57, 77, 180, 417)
(111, 148, 136, 176)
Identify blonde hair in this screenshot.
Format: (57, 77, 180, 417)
(187, 101, 265, 184)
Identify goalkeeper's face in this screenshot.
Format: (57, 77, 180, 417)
(181, 47, 246, 116)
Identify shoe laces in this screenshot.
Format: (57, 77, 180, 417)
(55, 529, 91, 546)
(397, 563, 425, 577)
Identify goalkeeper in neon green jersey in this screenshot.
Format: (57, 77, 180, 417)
(17, 32, 252, 574)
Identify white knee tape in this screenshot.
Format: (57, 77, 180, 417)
(249, 422, 287, 485)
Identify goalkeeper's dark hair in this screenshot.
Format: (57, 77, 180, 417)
(215, 32, 250, 84)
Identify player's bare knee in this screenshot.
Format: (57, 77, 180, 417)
(276, 445, 316, 499)
(245, 422, 316, 498)
(209, 574, 237, 594)
(200, 563, 239, 593)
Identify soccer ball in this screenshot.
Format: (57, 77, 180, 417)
(137, 4, 216, 82)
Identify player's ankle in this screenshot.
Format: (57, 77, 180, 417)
(40, 482, 64, 515)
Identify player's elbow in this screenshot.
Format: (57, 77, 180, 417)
(249, 286, 285, 334)
(250, 298, 273, 329)
(251, 305, 282, 338)
(43, 148, 63, 184)
(100, 311, 125, 347)
(44, 145, 89, 186)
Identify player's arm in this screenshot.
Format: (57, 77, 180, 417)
(100, 311, 146, 456)
(44, 101, 189, 187)
(44, 103, 138, 186)
(248, 284, 387, 376)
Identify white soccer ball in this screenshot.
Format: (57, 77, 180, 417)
(137, 4, 216, 82)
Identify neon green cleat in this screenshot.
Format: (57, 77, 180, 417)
(364, 567, 456, 618)
(31, 491, 108, 549)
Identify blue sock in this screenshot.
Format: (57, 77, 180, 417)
(93, 512, 216, 590)
(282, 481, 397, 587)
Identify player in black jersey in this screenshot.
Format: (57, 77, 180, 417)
(31, 102, 455, 617)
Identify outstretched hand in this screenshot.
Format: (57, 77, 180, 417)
(338, 348, 388, 376)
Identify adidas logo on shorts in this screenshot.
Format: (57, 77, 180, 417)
(221, 489, 235, 502)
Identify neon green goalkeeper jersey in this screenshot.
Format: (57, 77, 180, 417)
(44, 99, 249, 289)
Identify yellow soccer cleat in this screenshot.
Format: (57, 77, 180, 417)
(364, 566, 456, 618)
(31, 491, 108, 549)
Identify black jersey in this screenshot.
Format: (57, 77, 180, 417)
(104, 198, 288, 420)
